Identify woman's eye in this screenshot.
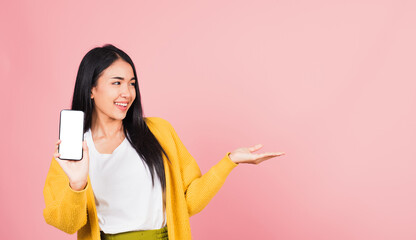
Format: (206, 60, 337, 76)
(112, 81, 135, 86)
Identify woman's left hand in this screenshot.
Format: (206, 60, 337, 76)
(228, 144, 285, 164)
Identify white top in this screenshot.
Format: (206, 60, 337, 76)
(84, 128, 166, 234)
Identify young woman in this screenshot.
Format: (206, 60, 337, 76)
(43, 44, 285, 240)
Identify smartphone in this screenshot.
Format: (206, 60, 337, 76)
(58, 110, 85, 160)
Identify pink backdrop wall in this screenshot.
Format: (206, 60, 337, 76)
(1, 0, 415, 239)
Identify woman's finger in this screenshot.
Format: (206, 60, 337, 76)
(256, 152, 284, 158)
(54, 152, 61, 160)
(248, 144, 263, 152)
(271, 152, 285, 156)
(254, 155, 276, 164)
(250, 152, 285, 163)
(55, 140, 61, 150)
(54, 140, 62, 158)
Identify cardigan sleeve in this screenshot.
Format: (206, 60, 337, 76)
(42, 157, 88, 234)
(166, 120, 238, 216)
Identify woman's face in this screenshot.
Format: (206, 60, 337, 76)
(91, 58, 136, 121)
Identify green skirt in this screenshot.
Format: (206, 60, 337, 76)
(100, 226, 168, 240)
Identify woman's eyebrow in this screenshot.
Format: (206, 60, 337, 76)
(110, 76, 136, 80)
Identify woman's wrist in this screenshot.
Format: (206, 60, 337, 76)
(228, 152, 238, 164)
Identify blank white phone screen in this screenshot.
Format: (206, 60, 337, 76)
(59, 110, 84, 160)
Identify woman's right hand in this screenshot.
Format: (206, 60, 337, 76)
(53, 139, 90, 191)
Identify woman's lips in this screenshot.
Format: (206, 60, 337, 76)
(115, 103, 128, 111)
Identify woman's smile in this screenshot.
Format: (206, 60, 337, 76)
(115, 102, 128, 111)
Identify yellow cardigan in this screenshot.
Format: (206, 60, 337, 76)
(43, 117, 238, 240)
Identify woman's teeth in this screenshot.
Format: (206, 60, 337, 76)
(115, 103, 127, 107)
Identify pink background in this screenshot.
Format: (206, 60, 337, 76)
(1, 0, 415, 239)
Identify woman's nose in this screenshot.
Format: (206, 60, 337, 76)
(120, 83, 131, 98)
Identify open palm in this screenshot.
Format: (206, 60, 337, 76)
(229, 144, 285, 164)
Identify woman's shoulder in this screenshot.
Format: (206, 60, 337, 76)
(144, 117, 177, 147)
(144, 116, 173, 132)
(144, 116, 170, 126)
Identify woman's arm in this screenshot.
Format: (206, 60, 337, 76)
(182, 152, 237, 216)
(43, 157, 89, 234)
(166, 122, 238, 216)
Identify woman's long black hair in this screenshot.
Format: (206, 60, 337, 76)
(71, 44, 170, 193)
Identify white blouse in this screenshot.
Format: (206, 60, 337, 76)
(84, 128, 166, 234)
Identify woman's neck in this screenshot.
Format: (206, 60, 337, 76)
(91, 111, 124, 140)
